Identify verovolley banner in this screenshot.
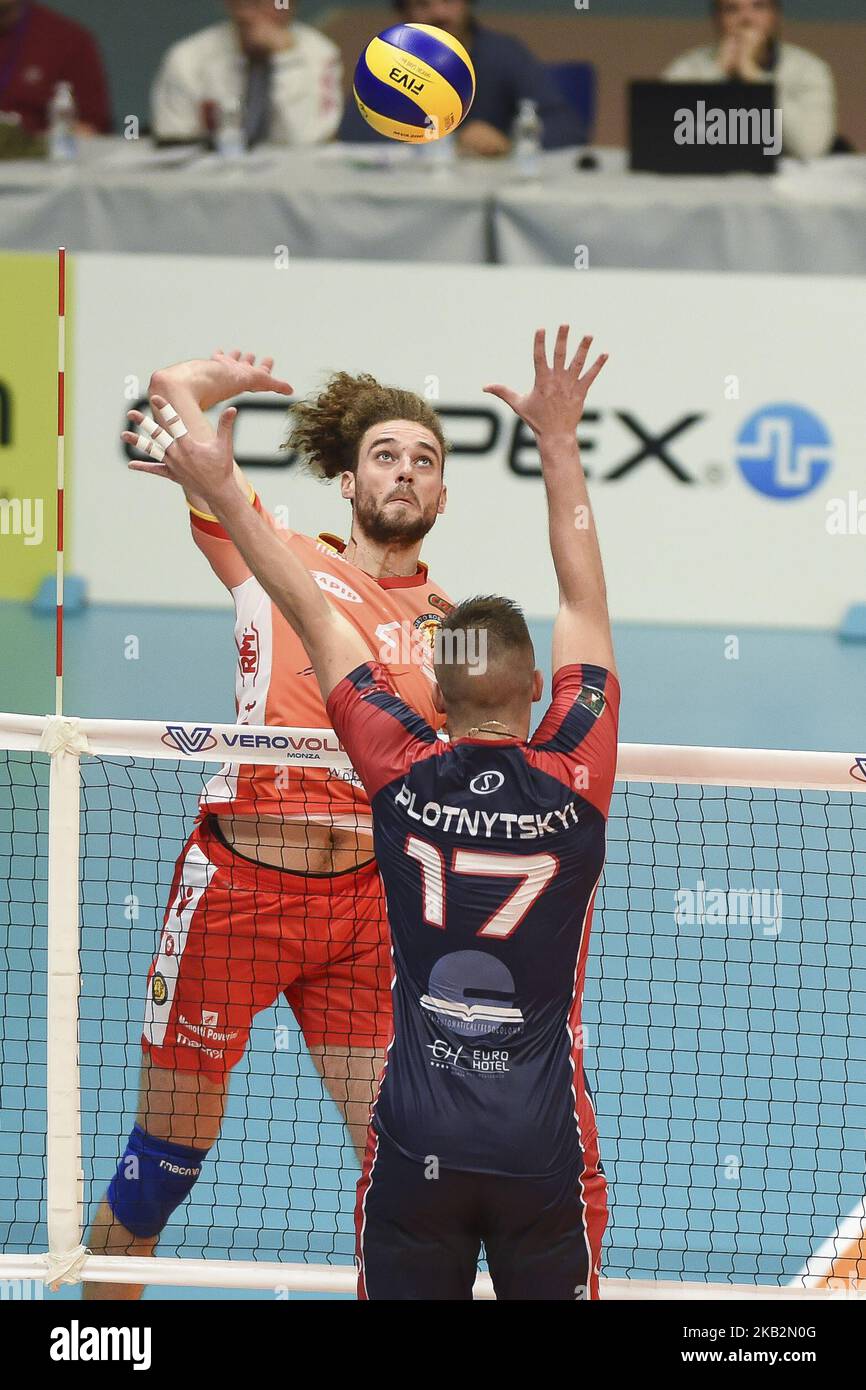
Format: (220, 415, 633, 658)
(72, 254, 865, 628)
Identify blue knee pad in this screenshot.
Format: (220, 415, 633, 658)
(107, 1124, 208, 1239)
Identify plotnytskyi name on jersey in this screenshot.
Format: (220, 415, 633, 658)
(394, 784, 581, 838)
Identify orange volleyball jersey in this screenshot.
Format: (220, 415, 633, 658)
(189, 496, 454, 832)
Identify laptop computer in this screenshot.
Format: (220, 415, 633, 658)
(629, 80, 781, 175)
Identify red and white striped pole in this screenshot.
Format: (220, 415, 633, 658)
(56, 246, 66, 717)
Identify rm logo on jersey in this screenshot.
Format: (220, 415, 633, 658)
(577, 687, 606, 718)
(237, 622, 260, 682)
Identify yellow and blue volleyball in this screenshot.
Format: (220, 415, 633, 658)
(353, 23, 476, 143)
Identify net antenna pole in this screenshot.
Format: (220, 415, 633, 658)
(55, 245, 66, 717)
(42, 246, 87, 1287)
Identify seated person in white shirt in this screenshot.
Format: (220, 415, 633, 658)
(663, 0, 837, 160)
(151, 0, 342, 146)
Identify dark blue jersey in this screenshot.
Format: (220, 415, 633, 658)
(327, 661, 619, 1177)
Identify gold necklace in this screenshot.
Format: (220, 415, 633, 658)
(463, 720, 519, 739)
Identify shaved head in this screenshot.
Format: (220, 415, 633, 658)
(434, 595, 540, 736)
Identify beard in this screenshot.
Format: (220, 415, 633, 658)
(353, 487, 438, 545)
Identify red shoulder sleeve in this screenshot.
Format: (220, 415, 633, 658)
(528, 664, 620, 817)
(326, 662, 439, 800)
(189, 493, 293, 591)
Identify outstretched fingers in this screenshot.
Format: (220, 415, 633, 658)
(552, 324, 570, 371)
(533, 327, 549, 377)
(217, 405, 238, 441)
(581, 352, 609, 391)
(568, 334, 593, 377)
(126, 458, 173, 479)
(483, 383, 521, 411)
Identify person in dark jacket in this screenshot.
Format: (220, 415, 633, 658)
(338, 0, 582, 154)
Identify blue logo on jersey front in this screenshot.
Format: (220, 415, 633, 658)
(735, 404, 832, 499)
(420, 950, 524, 1043)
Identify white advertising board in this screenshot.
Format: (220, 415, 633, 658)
(72, 255, 865, 627)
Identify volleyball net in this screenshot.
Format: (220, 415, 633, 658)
(1, 710, 864, 1299)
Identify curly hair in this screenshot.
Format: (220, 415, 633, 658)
(285, 371, 447, 480)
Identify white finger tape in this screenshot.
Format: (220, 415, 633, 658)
(136, 434, 165, 461)
(157, 400, 189, 441)
(138, 416, 175, 453)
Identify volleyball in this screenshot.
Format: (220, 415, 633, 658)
(353, 23, 476, 143)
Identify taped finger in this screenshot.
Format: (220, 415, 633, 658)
(130, 432, 166, 462)
(154, 400, 189, 443)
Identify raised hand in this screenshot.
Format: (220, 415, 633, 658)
(484, 327, 607, 440)
(149, 350, 293, 413)
(206, 349, 294, 403)
(123, 394, 237, 505)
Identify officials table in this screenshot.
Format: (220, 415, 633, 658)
(1, 139, 864, 273)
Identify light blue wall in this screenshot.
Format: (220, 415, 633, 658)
(2, 601, 864, 754)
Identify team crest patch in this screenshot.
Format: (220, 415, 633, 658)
(414, 613, 443, 650)
(152, 973, 168, 1006)
(577, 687, 606, 718)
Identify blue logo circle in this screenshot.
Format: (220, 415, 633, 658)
(735, 404, 832, 500)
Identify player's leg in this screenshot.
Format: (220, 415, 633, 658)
(84, 819, 285, 1299)
(306, 1044, 386, 1162)
(482, 1151, 608, 1301)
(84, 1058, 228, 1300)
(286, 859, 392, 1164)
(355, 1129, 480, 1301)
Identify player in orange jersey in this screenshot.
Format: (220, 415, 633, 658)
(84, 350, 454, 1298)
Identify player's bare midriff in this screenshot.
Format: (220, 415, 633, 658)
(216, 813, 375, 874)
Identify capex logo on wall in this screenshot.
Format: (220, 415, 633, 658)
(510, 400, 834, 499)
(734, 404, 833, 500)
(124, 397, 834, 500)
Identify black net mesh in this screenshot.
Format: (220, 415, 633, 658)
(2, 747, 864, 1289)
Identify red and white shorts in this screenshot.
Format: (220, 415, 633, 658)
(141, 816, 392, 1078)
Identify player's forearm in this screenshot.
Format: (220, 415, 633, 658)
(208, 482, 331, 650)
(538, 432, 608, 608)
(149, 367, 250, 512)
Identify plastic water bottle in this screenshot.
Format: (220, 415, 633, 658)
(417, 123, 456, 172)
(215, 95, 245, 160)
(513, 99, 543, 179)
(47, 81, 78, 162)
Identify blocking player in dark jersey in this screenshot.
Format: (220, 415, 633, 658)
(145, 324, 616, 1300)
